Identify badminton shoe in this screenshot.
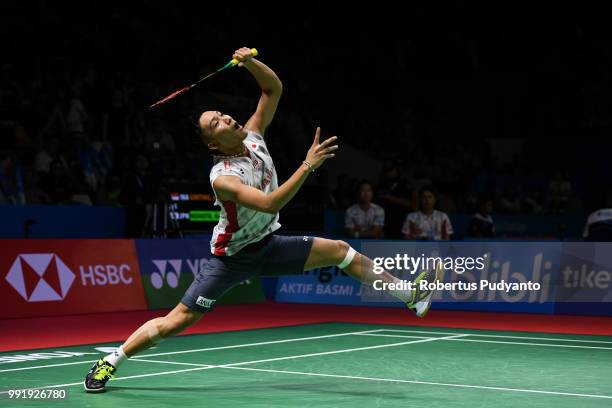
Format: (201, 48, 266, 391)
(84, 359, 116, 393)
(407, 262, 444, 318)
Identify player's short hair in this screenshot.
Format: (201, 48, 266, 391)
(189, 109, 212, 144)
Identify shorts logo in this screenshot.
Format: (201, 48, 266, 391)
(303, 236, 309, 242)
(196, 296, 216, 309)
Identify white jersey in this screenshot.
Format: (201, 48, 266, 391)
(209, 131, 281, 256)
(401, 210, 453, 240)
(344, 203, 385, 230)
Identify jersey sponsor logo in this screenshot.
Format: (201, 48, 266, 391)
(262, 168, 273, 189)
(5, 254, 75, 302)
(195, 296, 216, 309)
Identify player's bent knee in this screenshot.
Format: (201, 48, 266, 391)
(335, 240, 356, 269)
(334, 240, 346, 262)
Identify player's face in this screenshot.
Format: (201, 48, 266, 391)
(200, 110, 246, 151)
(421, 191, 436, 211)
(359, 184, 373, 203)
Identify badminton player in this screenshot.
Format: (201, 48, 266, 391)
(84, 47, 443, 392)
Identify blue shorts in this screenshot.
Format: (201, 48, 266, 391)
(181, 234, 314, 313)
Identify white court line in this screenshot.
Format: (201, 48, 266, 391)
(0, 329, 381, 373)
(0, 360, 102, 373)
(378, 329, 612, 344)
(198, 334, 465, 368)
(131, 358, 214, 368)
(356, 333, 612, 350)
(223, 366, 612, 400)
(139, 329, 383, 358)
(0, 334, 457, 394)
(0, 366, 222, 393)
(132, 335, 465, 369)
(446, 338, 612, 350)
(132, 350, 612, 401)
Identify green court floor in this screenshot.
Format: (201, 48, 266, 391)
(1, 322, 611, 407)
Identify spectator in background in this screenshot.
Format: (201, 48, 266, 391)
(40, 159, 74, 204)
(144, 119, 175, 154)
(38, 90, 67, 142)
(377, 163, 413, 239)
(548, 171, 572, 214)
(66, 84, 88, 138)
(0, 151, 26, 204)
(523, 187, 544, 215)
(498, 185, 521, 214)
(79, 139, 113, 193)
(467, 196, 495, 238)
(402, 186, 453, 240)
(345, 180, 385, 239)
(120, 154, 152, 238)
(102, 89, 129, 146)
(583, 191, 612, 241)
(34, 137, 68, 175)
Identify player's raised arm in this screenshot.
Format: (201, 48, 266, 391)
(231, 47, 283, 135)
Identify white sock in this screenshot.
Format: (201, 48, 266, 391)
(103, 345, 127, 368)
(388, 276, 414, 303)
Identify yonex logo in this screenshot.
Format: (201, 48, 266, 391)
(5, 254, 75, 302)
(196, 296, 216, 309)
(151, 259, 182, 289)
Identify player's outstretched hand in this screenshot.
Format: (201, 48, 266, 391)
(305, 127, 338, 171)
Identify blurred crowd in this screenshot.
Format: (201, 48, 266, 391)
(2, 2, 612, 240)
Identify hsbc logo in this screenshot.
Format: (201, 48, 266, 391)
(5, 254, 75, 302)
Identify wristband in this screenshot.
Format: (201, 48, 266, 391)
(302, 160, 315, 173)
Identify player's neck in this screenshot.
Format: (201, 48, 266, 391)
(216, 144, 247, 158)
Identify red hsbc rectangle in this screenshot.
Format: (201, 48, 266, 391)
(0, 240, 147, 318)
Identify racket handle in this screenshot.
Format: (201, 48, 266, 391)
(230, 48, 259, 66)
